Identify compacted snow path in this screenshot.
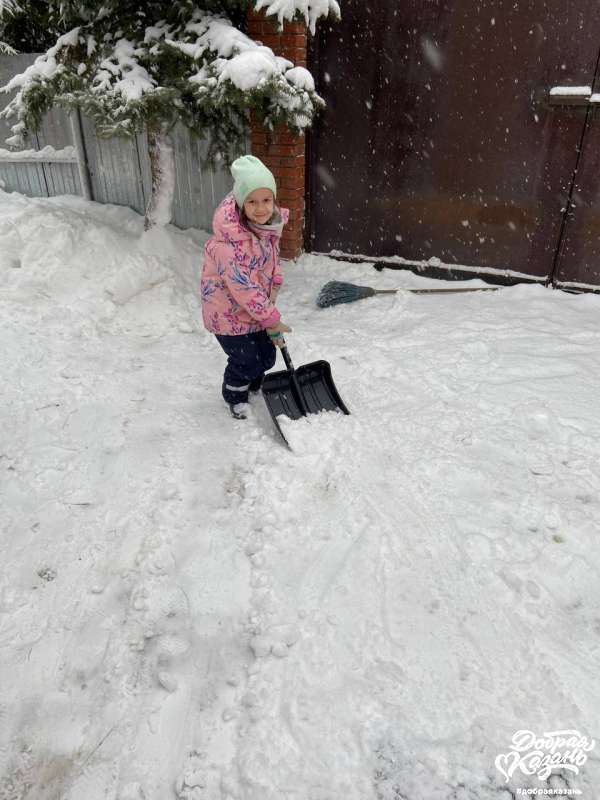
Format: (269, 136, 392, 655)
(1, 191, 600, 800)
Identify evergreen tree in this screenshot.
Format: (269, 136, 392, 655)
(0, 1, 60, 53)
(0, 0, 340, 228)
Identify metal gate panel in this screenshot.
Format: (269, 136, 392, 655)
(308, 0, 600, 281)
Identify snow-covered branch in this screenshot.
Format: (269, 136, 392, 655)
(254, 0, 340, 34)
(0, 0, 21, 16)
(166, 13, 322, 129)
(0, 10, 323, 150)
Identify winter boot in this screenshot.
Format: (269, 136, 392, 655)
(229, 402, 250, 420)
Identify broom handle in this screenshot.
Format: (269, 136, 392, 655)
(410, 287, 499, 294)
(373, 287, 499, 295)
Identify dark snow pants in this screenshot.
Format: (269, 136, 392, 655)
(215, 330, 277, 405)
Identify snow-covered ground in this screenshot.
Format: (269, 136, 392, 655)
(1, 190, 599, 800)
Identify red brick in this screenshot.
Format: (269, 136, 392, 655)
(280, 204, 304, 216)
(290, 48, 308, 62)
(272, 133, 304, 148)
(247, 20, 266, 37)
(279, 196, 303, 207)
(281, 241, 303, 260)
(283, 237, 303, 250)
(281, 43, 307, 58)
(284, 210, 305, 224)
(278, 177, 303, 191)
(247, 10, 307, 259)
(257, 34, 283, 49)
(285, 21, 307, 34)
(281, 33, 307, 46)
(251, 130, 268, 144)
(283, 230, 303, 243)
(262, 144, 294, 157)
(265, 156, 288, 169)
(271, 165, 301, 178)
(279, 186, 305, 199)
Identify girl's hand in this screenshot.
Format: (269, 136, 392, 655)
(266, 321, 291, 346)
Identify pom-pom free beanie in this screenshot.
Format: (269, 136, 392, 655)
(231, 155, 277, 208)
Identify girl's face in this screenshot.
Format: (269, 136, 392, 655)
(243, 188, 275, 224)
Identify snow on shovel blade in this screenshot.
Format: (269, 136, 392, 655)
(261, 346, 350, 445)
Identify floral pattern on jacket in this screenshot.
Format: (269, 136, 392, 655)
(200, 193, 288, 335)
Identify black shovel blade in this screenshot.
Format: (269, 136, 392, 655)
(294, 360, 350, 415)
(261, 368, 306, 422)
(261, 359, 350, 436)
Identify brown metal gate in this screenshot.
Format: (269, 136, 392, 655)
(307, 0, 600, 289)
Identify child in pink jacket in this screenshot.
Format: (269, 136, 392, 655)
(201, 155, 291, 419)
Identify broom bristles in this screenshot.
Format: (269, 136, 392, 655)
(316, 281, 376, 308)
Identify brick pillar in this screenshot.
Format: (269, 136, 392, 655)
(247, 11, 307, 260)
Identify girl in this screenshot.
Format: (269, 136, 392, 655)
(201, 155, 292, 419)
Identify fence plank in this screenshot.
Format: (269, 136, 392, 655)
(80, 114, 146, 213)
(35, 105, 82, 197)
(0, 161, 47, 196)
(171, 125, 235, 231)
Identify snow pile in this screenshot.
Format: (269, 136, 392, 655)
(0, 144, 76, 161)
(2, 190, 600, 800)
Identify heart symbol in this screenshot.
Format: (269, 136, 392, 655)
(495, 751, 520, 782)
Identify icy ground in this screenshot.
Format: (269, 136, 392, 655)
(1, 190, 600, 800)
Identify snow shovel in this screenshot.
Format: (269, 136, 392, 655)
(261, 340, 350, 444)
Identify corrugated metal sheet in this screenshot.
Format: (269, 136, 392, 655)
(0, 54, 239, 232)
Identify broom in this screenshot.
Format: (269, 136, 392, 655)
(316, 280, 500, 308)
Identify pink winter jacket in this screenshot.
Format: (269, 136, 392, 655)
(201, 193, 289, 335)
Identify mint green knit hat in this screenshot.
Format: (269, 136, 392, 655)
(231, 155, 277, 208)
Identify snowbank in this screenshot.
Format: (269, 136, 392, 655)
(1, 190, 599, 799)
